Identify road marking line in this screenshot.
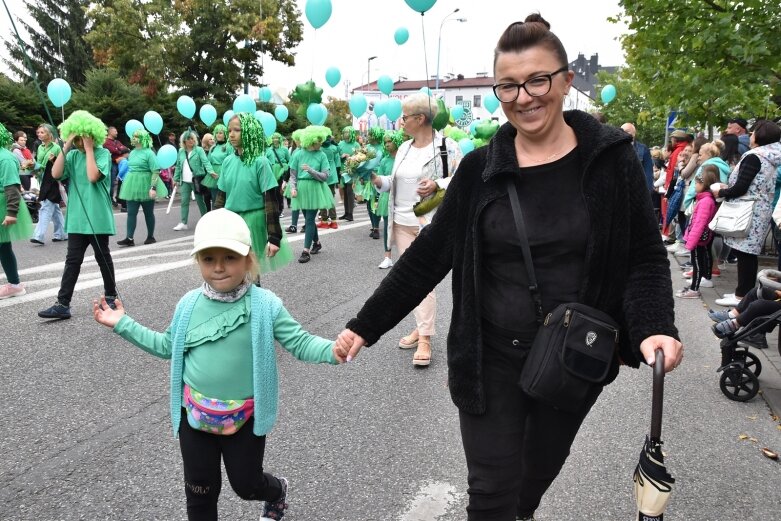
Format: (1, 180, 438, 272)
(399, 482, 465, 521)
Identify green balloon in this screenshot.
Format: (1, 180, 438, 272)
(431, 98, 450, 131)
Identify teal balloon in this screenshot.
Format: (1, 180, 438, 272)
(373, 100, 387, 118)
(156, 144, 177, 169)
(125, 119, 144, 139)
(385, 98, 402, 120)
(199, 104, 217, 126)
(306, 103, 328, 125)
(484, 93, 500, 114)
(404, 0, 437, 13)
(274, 105, 289, 122)
(46, 78, 72, 108)
(469, 120, 480, 135)
(258, 87, 273, 103)
(349, 94, 368, 118)
(233, 94, 256, 114)
(176, 95, 196, 119)
(394, 27, 409, 45)
(458, 138, 475, 155)
(143, 111, 163, 135)
(601, 84, 617, 104)
(325, 67, 341, 88)
(255, 110, 277, 136)
(223, 110, 235, 126)
(450, 105, 465, 120)
(305, 0, 332, 29)
(377, 75, 394, 96)
(419, 86, 432, 96)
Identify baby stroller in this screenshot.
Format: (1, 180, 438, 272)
(23, 191, 39, 223)
(714, 270, 781, 402)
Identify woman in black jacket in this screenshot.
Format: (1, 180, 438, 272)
(335, 14, 682, 521)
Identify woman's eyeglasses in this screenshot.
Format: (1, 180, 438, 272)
(401, 113, 422, 122)
(492, 66, 569, 103)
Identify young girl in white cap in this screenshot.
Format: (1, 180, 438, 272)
(93, 208, 343, 520)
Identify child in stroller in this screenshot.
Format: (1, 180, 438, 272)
(22, 190, 39, 223)
(708, 269, 781, 401)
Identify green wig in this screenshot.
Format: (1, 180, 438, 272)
(299, 125, 331, 148)
(341, 126, 357, 143)
(291, 129, 303, 144)
(368, 126, 385, 143)
(384, 129, 406, 151)
(132, 129, 152, 149)
(234, 113, 266, 165)
(0, 122, 12, 148)
(213, 124, 227, 142)
(59, 110, 108, 144)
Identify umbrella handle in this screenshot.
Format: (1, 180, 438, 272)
(651, 348, 665, 440)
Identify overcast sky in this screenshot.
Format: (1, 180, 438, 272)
(1, 0, 627, 98)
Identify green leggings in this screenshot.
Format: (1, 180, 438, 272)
(0, 242, 19, 284)
(179, 182, 207, 224)
(126, 200, 156, 240)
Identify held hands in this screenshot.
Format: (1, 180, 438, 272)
(639, 335, 683, 373)
(417, 179, 436, 197)
(335, 328, 367, 362)
(93, 296, 126, 328)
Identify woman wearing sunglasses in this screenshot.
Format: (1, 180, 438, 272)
(336, 13, 682, 521)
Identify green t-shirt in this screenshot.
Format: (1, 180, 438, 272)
(127, 148, 159, 176)
(217, 154, 277, 212)
(321, 144, 341, 185)
(208, 142, 233, 174)
(0, 148, 21, 187)
(61, 147, 115, 235)
(290, 148, 329, 181)
(265, 145, 290, 166)
(35, 141, 62, 172)
(338, 140, 359, 158)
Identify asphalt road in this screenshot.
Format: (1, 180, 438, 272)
(1, 200, 779, 520)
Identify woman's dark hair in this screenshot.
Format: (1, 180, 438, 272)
(13, 130, 26, 142)
(692, 135, 707, 154)
(751, 119, 781, 146)
(719, 133, 740, 165)
(494, 14, 568, 71)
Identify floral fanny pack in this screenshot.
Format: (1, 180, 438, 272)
(183, 384, 254, 435)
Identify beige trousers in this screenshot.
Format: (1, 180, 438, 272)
(393, 223, 436, 336)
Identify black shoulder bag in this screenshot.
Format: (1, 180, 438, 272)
(505, 177, 620, 413)
(187, 150, 209, 196)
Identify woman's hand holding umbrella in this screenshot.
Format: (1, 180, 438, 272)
(640, 335, 683, 373)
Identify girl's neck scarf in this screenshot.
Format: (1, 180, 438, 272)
(201, 278, 251, 302)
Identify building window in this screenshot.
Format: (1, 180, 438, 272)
(455, 95, 463, 103)
(474, 95, 481, 108)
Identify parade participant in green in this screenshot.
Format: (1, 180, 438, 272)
(361, 126, 385, 239)
(289, 125, 334, 264)
(117, 129, 167, 247)
(31, 123, 67, 244)
(204, 124, 231, 204)
(337, 126, 359, 221)
(284, 130, 303, 233)
(374, 130, 405, 269)
(173, 129, 214, 230)
(215, 113, 293, 274)
(39, 110, 117, 319)
(265, 132, 290, 215)
(0, 122, 33, 299)
(317, 133, 341, 229)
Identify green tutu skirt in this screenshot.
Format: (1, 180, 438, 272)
(120, 173, 169, 201)
(239, 208, 293, 273)
(374, 191, 390, 217)
(201, 173, 219, 189)
(291, 178, 334, 211)
(355, 178, 376, 204)
(0, 192, 34, 243)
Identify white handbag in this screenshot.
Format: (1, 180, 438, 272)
(708, 198, 756, 237)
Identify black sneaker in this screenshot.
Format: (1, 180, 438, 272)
(30, 238, 44, 245)
(144, 237, 156, 245)
(120, 207, 127, 213)
(117, 238, 135, 247)
(298, 251, 311, 263)
(286, 225, 297, 233)
(105, 296, 118, 310)
(52, 237, 67, 242)
(38, 302, 71, 319)
(261, 477, 289, 520)
(310, 242, 322, 254)
(739, 332, 768, 349)
(370, 229, 380, 239)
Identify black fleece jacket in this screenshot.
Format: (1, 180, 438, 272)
(346, 110, 679, 415)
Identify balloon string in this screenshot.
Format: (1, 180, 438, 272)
(311, 30, 317, 81)
(420, 13, 436, 156)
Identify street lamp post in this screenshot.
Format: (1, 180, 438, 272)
(367, 56, 377, 92)
(436, 9, 467, 91)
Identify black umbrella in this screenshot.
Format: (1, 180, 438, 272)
(634, 349, 675, 520)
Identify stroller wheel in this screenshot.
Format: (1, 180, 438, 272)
(719, 366, 760, 402)
(739, 351, 762, 377)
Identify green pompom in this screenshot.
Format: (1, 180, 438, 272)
(0, 122, 11, 148)
(368, 126, 384, 143)
(235, 113, 266, 165)
(299, 125, 331, 148)
(59, 110, 108, 144)
(132, 129, 152, 149)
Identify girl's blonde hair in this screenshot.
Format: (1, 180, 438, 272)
(194, 249, 260, 281)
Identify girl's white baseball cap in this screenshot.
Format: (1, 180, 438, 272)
(190, 209, 251, 256)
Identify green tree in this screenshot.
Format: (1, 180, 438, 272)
(612, 0, 781, 134)
(3, 0, 94, 87)
(0, 74, 54, 130)
(69, 68, 148, 131)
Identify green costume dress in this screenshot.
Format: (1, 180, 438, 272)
(374, 154, 395, 217)
(119, 148, 167, 201)
(289, 149, 334, 211)
(204, 142, 233, 189)
(320, 144, 341, 186)
(283, 148, 301, 200)
(356, 143, 384, 203)
(218, 153, 293, 273)
(0, 148, 33, 242)
(265, 145, 290, 183)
